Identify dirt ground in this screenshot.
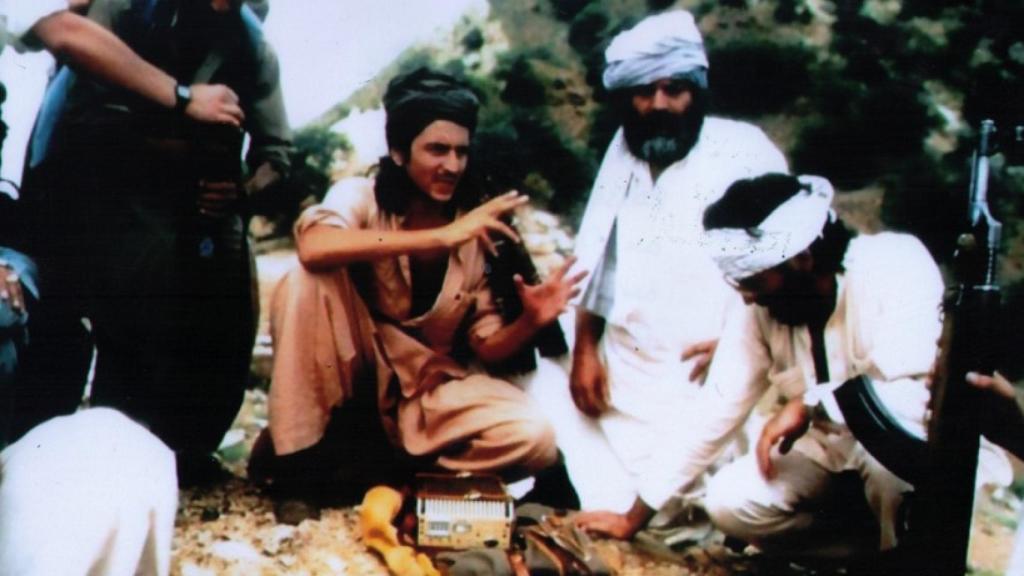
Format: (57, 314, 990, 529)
(175, 240, 1020, 575)
(172, 373, 1021, 575)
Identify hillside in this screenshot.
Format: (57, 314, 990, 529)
(274, 0, 1024, 369)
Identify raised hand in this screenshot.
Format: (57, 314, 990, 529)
(187, 84, 245, 127)
(756, 396, 810, 479)
(439, 191, 528, 254)
(515, 256, 586, 329)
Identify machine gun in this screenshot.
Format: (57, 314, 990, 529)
(834, 119, 1019, 574)
(909, 119, 1002, 574)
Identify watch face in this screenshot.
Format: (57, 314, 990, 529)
(175, 84, 192, 112)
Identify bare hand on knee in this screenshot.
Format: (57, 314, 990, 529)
(756, 397, 810, 479)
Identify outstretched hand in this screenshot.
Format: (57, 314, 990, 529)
(756, 396, 810, 479)
(440, 191, 528, 254)
(967, 371, 1016, 401)
(516, 256, 586, 329)
(187, 84, 245, 127)
(967, 371, 1024, 460)
(681, 339, 718, 383)
(573, 511, 639, 540)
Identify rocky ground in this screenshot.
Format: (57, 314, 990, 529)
(172, 205, 1022, 575)
(171, 385, 1022, 576)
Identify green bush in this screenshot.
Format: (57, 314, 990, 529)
(549, 0, 592, 21)
(708, 39, 814, 118)
(461, 28, 485, 52)
(498, 54, 548, 108)
(567, 4, 609, 54)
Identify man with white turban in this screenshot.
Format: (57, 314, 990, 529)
(576, 173, 1011, 558)
(559, 9, 787, 518)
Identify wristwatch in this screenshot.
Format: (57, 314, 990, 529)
(174, 83, 192, 114)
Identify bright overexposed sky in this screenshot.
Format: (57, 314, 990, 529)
(264, 0, 487, 127)
(0, 0, 487, 188)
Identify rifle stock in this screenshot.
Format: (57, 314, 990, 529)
(831, 121, 1004, 574)
(905, 119, 1001, 575)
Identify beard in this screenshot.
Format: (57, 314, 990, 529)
(621, 97, 706, 167)
(757, 269, 835, 327)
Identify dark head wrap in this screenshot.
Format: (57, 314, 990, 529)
(383, 68, 480, 154)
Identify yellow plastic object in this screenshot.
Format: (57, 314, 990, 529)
(360, 486, 439, 576)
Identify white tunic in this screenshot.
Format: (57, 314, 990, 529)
(0, 408, 178, 576)
(638, 233, 944, 510)
(0, 0, 66, 51)
(563, 117, 787, 508)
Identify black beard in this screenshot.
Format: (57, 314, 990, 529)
(761, 293, 826, 326)
(621, 104, 705, 167)
(758, 270, 834, 327)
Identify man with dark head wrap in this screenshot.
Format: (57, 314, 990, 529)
(255, 68, 582, 518)
(561, 9, 787, 525)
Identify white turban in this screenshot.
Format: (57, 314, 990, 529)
(706, 175, 836, 281)
(603, 10, 709, 91)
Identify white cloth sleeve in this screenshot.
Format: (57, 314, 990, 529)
(579, 222, 617, 319)
(847, 234, 943, 439)
(1, 0, 66, 43)
(0, 408, 178, 576)
(637, 304, 772, 509)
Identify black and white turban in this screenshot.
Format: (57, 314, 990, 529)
(706, 175, 836, 281)
(603, 10, 709, 91)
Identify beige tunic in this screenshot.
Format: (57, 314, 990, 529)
(268, 178, 555, 475)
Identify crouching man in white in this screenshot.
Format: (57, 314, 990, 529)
(0, 408, 178, 576)
(578, 173, 1009, 556)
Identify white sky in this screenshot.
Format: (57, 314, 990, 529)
(0, 0, 487, 188)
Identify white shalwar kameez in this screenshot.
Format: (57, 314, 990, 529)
(645, 233, 1009, 552)
(0, 409, 178, 576)
(0, 0, 65, 50)
(555, 117, 787, 512)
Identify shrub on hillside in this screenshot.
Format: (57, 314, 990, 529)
(708, 39, 814, 118)
(550, 0, 592, 21)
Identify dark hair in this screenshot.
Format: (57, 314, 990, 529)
(704, 173, 855, 275)
(703, 173, 803, 230)
(373, 155, 482, 217)
(808, 217, 854, 276)
(383, 67, 479, 157)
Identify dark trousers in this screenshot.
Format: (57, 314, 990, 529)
(18, 140, 255, 455)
